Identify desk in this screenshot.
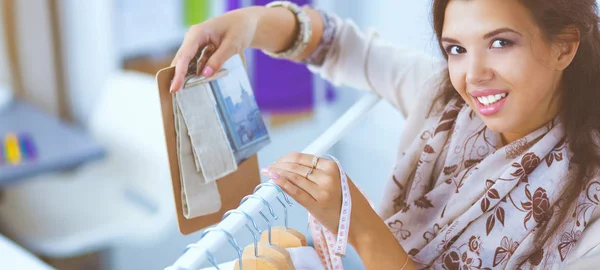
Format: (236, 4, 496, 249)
(0, 101, 105, 186)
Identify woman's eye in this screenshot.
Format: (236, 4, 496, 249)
(491, 39, 512, 48)
(447, 45, 466, 55)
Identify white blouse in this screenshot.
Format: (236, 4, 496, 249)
(304, 11, 600, 265)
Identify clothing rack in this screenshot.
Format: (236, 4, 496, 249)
(166, 92, 382, 270)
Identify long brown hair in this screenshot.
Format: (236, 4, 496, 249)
(432, 0, 600, 267)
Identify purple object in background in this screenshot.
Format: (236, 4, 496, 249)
(252, 0, 313, 113)
(227, 0, 240, 10)
(224, 0, 313, 113)
(20, 133, 37, 160)
(227, 0, 336, 113)
(326, 83, 336, 103)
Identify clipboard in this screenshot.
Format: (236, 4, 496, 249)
(155, 50, 261, 235)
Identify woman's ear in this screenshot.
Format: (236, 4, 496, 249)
(553, 26, 580, 71)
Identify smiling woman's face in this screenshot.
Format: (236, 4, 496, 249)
(441, 0, 577, 144)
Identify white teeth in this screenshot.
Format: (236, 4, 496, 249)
(477, 97, 486, 105)
(482, 96, 489, 104)
(476, 93, 507, 106)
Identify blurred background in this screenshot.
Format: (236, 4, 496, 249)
(0, 0, 442, 269)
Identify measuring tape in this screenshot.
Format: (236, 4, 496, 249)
(308, 154, 352, 270)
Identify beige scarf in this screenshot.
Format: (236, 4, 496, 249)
(378, 98, 600, 269)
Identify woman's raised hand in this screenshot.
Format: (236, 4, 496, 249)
(170, 7, 261, 92)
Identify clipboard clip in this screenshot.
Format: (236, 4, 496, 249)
(183, 44, 229, 89)
(184, 69, 229, 89)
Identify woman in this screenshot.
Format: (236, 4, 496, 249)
(170, 0, 600, 269)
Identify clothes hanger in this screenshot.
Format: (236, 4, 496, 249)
(206, 250, 221, 269)
(240, 195, 295, 270)
(254, 183, 308, 248)
(186, 227, 244, 270)
(222, 209, 282, 270)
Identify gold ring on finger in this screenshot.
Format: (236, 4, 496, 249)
(311, 156, 319, 169)
(304, 167, 313, 178)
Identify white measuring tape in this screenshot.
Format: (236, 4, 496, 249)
(308, 154, 352, 270)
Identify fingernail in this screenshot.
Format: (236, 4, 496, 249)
(269, 171, 280, 180)
(260, 168, 268, 174)
(169, 84, 174, 93)
(202, 66, 214, 77)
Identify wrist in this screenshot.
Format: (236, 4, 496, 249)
(348, 201, 380, 248)
(349, 209, 414, 269)
(248, 6, 271, 49)
(250, 5, 297, 53)
(349, 214, 379, 248)
(261, 1, 311, 59)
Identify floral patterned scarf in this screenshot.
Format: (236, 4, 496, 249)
(377, 98, 600, 269)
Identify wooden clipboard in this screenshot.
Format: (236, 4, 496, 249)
(155, 53, 261, 235)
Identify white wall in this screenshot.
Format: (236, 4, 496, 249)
(57, 0, 119, 125)
(115, 0, 185, 60)
(58, 0, 225, 125)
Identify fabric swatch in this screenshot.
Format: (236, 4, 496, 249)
(175, 82, 238, 183)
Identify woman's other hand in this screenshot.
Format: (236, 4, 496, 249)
(263, 151, 377, 244)
(263, 151, 343, 232)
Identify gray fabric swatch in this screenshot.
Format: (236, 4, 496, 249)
(175, 82, 238, 182)
(173, 92, 221, 219)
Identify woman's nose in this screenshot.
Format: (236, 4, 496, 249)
(465, 55, 494, 86)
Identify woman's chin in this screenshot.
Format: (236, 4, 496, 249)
(480, 117, 514, 135)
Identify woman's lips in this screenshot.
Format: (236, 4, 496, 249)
(469, 89, 509, 116)
(473, 93, 508, 116)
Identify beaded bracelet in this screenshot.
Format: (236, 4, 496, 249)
(262, 1, 312, 59)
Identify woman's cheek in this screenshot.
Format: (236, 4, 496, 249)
(448, 64, 471, 104)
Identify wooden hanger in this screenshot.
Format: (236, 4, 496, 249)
(222, 209, 288, 270)
(255, 183, 308, 248)
(236, 246, 281, 270)
(239, 195, 296, 270)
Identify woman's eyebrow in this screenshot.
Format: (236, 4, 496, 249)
(441, 27, 523, 44)
(483, 27, 522, 39)
(441, 36, 460, 44)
